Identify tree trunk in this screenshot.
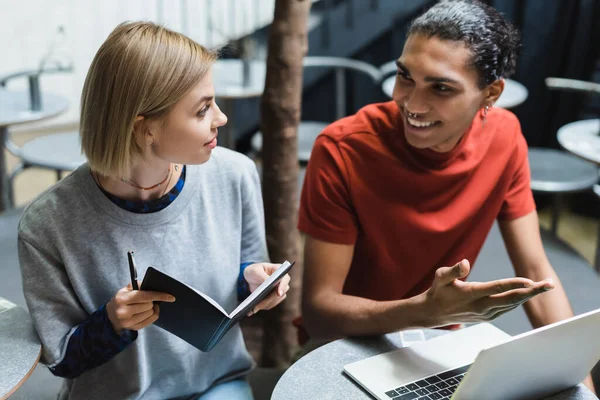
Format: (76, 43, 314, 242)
(259, 0, 311, 368)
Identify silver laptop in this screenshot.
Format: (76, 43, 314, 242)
(344, 308, 600, 400)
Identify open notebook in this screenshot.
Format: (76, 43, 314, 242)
(140, 260, 294, 351)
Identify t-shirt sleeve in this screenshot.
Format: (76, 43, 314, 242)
(298, 135, 359, 244)
(497, 126, 536, 221)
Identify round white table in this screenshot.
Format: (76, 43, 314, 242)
(380, 76, 529, 109)
(272, 327, 595, 400)
(0, 89, 69, 211)
(213, 59, 267, 149)
(0, 297, 42, 399)
(557, 119, 600, 165)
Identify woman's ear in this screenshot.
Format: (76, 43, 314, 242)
(132, 116, 154, 148)
(482, 79, 505, 108)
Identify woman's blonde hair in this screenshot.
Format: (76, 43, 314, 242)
(80, 21, 217, 178)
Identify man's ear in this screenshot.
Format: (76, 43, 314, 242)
(482, 79, 505, 108)
(132, 115, 154, 147)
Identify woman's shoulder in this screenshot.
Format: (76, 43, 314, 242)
(190, 147, 258, 180)
(212, 146, 256, 168)
(185, 148, 260, 203)
(18, 171, 81, 240)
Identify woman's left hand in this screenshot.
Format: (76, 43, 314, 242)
(243, 262, 291, 316)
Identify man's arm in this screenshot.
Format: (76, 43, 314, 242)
(498, 211, 573, 327)
(301, 235, 429, 340)
(499, 210, 595, 393)
(301, 234, 550, 340)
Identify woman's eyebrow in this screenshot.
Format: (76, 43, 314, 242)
(190, 95, 214, 111)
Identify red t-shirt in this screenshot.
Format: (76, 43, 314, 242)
(298, 101, 535, 301)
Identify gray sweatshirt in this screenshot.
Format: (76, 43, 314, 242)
(18, 147, 268, 399)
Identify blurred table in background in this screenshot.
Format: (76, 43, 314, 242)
(557, 119, 600, 165)
(0, 90, 68, 211)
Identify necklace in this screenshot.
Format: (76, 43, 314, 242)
(120, 164, 172, 191)
(94, 164, 177, 199)
(158, 166, 173, 198)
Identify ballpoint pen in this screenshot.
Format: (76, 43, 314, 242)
(127, 250, 139, 290)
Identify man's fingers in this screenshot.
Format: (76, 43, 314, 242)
(435, 259, 470, 285)
(488, 303, 521, 320)
(484, 282, 553, 308)
(465, 277, 534, 298)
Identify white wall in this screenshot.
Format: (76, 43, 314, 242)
(0, 0, 279, 131)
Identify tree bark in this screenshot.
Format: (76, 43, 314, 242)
(259, 0, 311, 368)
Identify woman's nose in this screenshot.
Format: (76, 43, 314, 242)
(212, 102, 228, 128)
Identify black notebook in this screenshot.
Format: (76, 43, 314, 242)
(140, 260, 294, 352)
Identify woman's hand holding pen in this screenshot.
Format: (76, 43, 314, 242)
(244, 262, 291, 316)
(106, 283, 176, 335)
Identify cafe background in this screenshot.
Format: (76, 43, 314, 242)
(1, 0, 600, 398)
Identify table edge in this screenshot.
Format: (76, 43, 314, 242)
(0, 345, 41, 400)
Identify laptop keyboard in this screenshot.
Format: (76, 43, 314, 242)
(383, 364, 470, 400)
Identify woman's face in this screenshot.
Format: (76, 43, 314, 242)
(393, 34, 502, 152)
(146, 68, 228, 165)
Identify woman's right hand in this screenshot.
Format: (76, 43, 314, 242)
(106, 283, 176, 334)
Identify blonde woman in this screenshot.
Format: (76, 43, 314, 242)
(18, 22, 290, 400)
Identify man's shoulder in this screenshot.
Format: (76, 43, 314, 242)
(486, 107, 522, 138)
(475, 107, 526, 158)
(318, 101, 398, 146)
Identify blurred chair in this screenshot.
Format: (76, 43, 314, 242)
(529, 148, 597, 235)
(527, 78, 600, 235)
(1, 67, 85, 207)
(251, 56, 382, 164)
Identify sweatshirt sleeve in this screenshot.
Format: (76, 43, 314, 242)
(50, 304, 137, 378)
(18, 231, 135, 376)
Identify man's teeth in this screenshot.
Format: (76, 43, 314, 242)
(407, 116, 436, 128)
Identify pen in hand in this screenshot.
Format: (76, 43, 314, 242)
(127, 251, 139, 290)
